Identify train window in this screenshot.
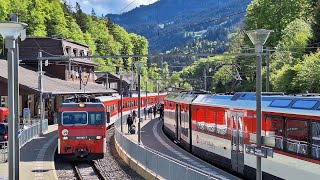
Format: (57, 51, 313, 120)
(291, 100, 318, 109)
(311, 122, 320, 159)
(286, 118, 309, 156)
(265, 116, 284, 150)
(205, 109, 215, 133)
(62, 111, 88, 125)
(216, 111, 227, 135)
(269, 99, 292, 107)
(88, 112, 105, 125)
(196, 109, 205, 131)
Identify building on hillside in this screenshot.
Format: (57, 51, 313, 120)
(0, 37, 117, 124)
(18, 37, 97, 82)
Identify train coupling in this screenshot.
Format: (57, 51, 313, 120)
(75, 148, 89, 158)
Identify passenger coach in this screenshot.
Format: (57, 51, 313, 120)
(164, 92, 320, 179)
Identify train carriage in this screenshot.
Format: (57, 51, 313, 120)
(164, 92, 320, 179)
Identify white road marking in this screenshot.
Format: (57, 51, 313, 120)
(34, 134, 58, 180)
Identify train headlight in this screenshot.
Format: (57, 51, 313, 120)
(96, 136, 102, 140)
(62, 136, 68, 140)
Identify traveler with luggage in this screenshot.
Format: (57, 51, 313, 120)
(127, 114, 133, 133)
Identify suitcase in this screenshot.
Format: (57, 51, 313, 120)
(129, 124, 136, 134)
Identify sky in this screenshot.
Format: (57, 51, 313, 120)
(68, 0, 158, 16)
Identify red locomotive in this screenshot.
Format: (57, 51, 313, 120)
(164, 92, 320, 179)
(57, 97, 109, 160)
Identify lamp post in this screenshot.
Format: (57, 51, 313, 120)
(145, 79, 147, 120)
(134, 61, 145, 144)
(0, 20, 27, 180)
(120, 74, 123, 132)
(246, 29, 273, 180)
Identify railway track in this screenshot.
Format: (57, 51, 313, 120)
(73, 162, 104, 180)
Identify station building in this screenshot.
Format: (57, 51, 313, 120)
(0, 37, 116, 123)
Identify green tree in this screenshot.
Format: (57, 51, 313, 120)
(245, 0, 311, 47)
(47, 0, 69, 38)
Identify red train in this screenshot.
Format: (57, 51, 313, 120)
(96, 93, 166, 125)
(57, 97, 108, 160)
(57, 93, 166, 161)
(164, 92, 320, 179)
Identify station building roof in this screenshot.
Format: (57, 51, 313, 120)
(0, 60, 116, 95)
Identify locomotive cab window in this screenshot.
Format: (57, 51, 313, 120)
(62, 111, 88, 125)
(88, 112, 105, 125)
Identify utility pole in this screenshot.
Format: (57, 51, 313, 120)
(157, 80, 160, 104)
(203, 68, 207, 91)
(266, 48, 270, 92)
(38, 51, 44, 135)
(105, 73, 109, 89)
(145, 80, 147, 120)
(120, 74, 123, 132)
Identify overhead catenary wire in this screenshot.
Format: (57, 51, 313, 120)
(117, 0, 137, 14)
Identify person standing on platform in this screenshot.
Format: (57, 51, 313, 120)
(148, 107, 152, 119)
(159, 104, 164, 120)
(153, 105, 157, 119)
(132, 110, 137, 123)
(143, 107, 147, 120)
(127, 114, 133, 133)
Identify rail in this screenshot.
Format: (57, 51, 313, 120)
(114, 115, 222, 180)
(0, 119, 48, 163)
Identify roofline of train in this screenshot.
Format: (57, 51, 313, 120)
(164, 92, 320, 117)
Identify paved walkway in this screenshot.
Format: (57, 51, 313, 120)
(119, 115, 239, 179)
(0, 125, 58, 180)
(122, 113, 158, 143)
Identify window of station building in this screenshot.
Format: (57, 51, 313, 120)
(291, 100, 318, 109)
(73, 48, 78, 56)
(265, 116, 285, 150)
(286, 118, 309, 156)
(311, 122, 320, 159)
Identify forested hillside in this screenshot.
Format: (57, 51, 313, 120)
(0, 0, 166, 91)
(107, 0, 251, 71)
(175, 0, 320, 94)
(107, 0, 251, 53)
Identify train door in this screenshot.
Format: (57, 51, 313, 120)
(230, 111, 244, 174)
(175, 104, 181, 141)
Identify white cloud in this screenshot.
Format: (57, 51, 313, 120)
(68, 0, 158, 16)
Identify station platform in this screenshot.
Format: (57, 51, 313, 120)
(122, 115, 239, 179)
(0, 125, 58, 180)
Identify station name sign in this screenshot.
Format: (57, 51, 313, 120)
(245, 144, 273, 158)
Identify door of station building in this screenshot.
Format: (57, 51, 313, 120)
(175, 104, 181, 141)
(230, 111, 244, 174)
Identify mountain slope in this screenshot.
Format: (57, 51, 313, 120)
(107, 0, 252, 53)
